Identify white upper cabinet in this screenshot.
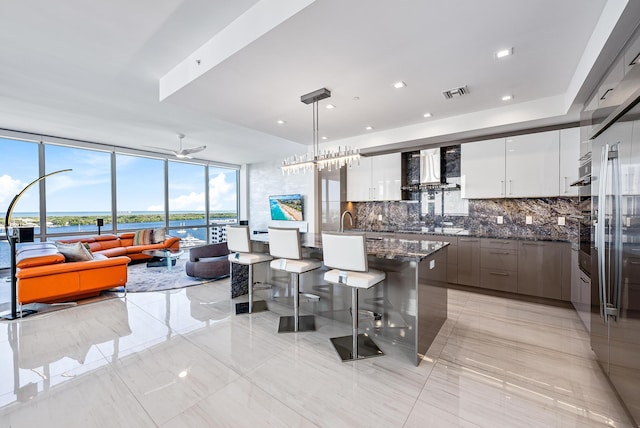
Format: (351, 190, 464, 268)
(462, 130, 562, 198)
(598, 57, 625, 108)
(372, 153, 402, 201)
(346, 156, 372, 201)
(505, 131, 559, 197)
(559, 128, 580, 196)
(347, 153, 401, 201)
(461, 138, 505, 199)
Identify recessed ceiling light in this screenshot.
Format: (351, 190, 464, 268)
(495, 48, 513, 59)
(501, 95, 512, 101)
(277, 120, 286, 125)
(326, 104, 335, 109)
(321, 136, 328, 140)
(365, 126, 374, 131)
(423, 112, 432, 118)
(393, 81, 407, 89)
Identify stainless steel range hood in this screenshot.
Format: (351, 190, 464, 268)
(400, 147, 460, 192)
(420, 148, 443, 185)
(417, 147, 460, 190)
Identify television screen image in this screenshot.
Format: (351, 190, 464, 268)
(269, 194, 303, 221)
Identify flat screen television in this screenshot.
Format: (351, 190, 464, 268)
(269, 194, 303, 221)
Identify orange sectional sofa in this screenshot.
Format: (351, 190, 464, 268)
(58, 232, 181, 261)
(15, 232, 180, 305)
(16, 242, 130, 304)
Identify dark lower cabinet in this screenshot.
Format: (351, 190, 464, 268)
(480, 238, 518, 293)
(517, 241, 563, 299)
(457, 238, 481, 286)
(395, 232, 571, 301)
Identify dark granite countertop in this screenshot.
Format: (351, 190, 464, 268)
(351, 227, 571, 242)
(251, 232, 449, 262)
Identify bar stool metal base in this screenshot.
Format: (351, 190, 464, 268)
(278, 315, 315, 333)
(235, 300, 268, 315)
(330, 333, 384, 362)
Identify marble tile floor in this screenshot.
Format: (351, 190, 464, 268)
(0, 277, 635, 428)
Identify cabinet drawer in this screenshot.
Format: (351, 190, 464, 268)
(447, 264, 458, 284)
(481, 238, 518, 250)
(480, 269, 517, 293)
(481, 247, 518, 270)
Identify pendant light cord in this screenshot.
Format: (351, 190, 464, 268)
(313, 100, 319, 158)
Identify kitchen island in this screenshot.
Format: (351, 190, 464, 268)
(233, 233, 449, 366)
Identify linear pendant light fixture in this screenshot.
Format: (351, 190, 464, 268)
(281, 88, 360, 175)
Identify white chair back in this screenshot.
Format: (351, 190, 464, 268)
(321, 232, 368, 272)
(268, 227, 302, 260)
(227, 226, 251, 253)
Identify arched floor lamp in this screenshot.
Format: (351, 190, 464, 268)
(2, 169, 71, 320)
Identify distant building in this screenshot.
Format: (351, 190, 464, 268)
(210, 225, 227, 243)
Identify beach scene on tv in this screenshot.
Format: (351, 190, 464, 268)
(269, 194, 303, 221)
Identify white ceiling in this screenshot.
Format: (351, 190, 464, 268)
(0, 0, 638, 165)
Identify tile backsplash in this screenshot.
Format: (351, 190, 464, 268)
(351, 197, 579, 242)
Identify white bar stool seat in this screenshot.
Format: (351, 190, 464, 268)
(227, 226, 273, 314)
(268, 227, 321, 332)
(321, 232, 385, 361)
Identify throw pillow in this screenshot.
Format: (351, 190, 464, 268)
(92, 253, 108, 261)
(133, 229, 153, 245)
(152, 228, 166, 244)
(54, 242, 93, 262)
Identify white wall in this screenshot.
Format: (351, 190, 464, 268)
(246, 159, 316, 233)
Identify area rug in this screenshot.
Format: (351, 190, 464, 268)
(121, 258, 218, 292)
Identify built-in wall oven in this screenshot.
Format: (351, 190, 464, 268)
(575, 153, 592, 276)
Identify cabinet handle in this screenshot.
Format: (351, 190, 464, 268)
(580, 277, 589, 283)
(489, 251, 511, 255)
(500, 180, 504, 196)
(522, 242, 542, 246)
(509, 179, 513, 195)
(600, 88, 614, 100)
(564, 176, 568, 193)
(489, 271, 510, 276)
(630, 261, 640, 265)
(460, 239, 479, 242)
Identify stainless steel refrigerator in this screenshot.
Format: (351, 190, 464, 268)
(591, 88, 640, 426)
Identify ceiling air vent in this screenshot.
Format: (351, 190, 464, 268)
(442, 85, 469, 99)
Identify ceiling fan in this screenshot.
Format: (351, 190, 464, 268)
(145, 134, 206, 159)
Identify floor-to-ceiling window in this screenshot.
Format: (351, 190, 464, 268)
(115, 153, 166, 231)
(208, 165, 238, 243)
(0, 132, 240, 270)
(209, 165, 238, 224)
(44, 144, 111, 237)
(0, 137, 40, 269)
(168, 160, 206, 246)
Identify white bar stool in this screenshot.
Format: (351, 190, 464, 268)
(227, 226, 273, 314)
(321, 232, 385, 362)
(268, 227, 321, 333)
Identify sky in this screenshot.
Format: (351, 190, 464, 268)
(0, 138, 238, 214)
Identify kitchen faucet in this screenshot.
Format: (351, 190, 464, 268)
(340, 210, 354, 232)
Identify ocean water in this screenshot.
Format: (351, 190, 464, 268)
(269, 199, 302, 221)
(0, 214, 234, 269)
(269, 199, 289, 221)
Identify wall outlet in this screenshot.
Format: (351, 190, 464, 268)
(525, 215, 533, 225)
(378, 214, 383, 221)
(497, 216, 504, 224)
(558, 216, 565, 226)
(429, 259, 435, 269)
